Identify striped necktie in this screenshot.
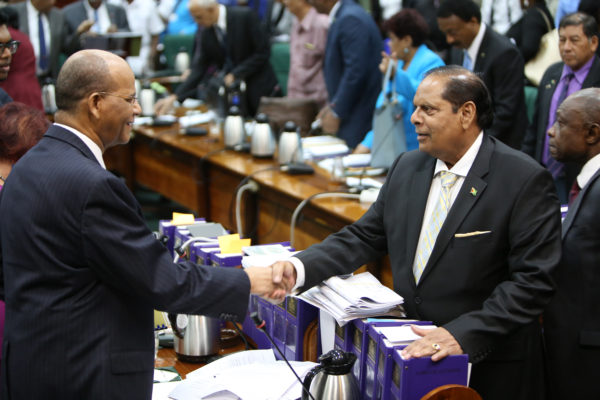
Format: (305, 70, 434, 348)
(413, 171, 458, 283)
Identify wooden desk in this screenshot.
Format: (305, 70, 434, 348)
(105, 121, 393, 287)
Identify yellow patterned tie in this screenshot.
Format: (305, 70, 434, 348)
(413, 171, 459, 283)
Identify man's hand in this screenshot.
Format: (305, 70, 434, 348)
(77, 19, 95, 35)
(154, 94, 177, 116)
(400, 326, 463, 362)
(316, 105, 340, 134)
(271, 261, 297, 294)
(245, 266, 289, 303)
(224, 73, 235, 87)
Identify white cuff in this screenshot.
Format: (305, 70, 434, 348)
(288, 256, 306, 293)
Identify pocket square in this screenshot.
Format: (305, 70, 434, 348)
(454, 231, 491, 238)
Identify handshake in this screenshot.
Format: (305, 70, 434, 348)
(245, 261, 297, 303)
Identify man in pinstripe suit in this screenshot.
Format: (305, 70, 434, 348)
(0, 49, 285, 400)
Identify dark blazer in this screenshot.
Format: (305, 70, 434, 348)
(449, 27, 528, 149)
(9, 2, 66, 80)
(0, 125, 251, 399)
(521, 57, 600, 190)
(544, 167, 600, 399)
(323, 0, 382, 148)
(62, 0, 130, 56)
(297, 135, 561, 400)
(175, 6, 278, 117)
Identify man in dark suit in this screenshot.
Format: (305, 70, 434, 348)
(62, 0, 130, 56)
(154, 0, 278, 117)
(8, 0, 66, 81)
(436, 0, 528, 150)
(310, 0, 382, 148)
(269, 66, 561, 400)
(0, 49, 285, 399)
(522, 12, 600, 204)
(543, 88, 600, 399)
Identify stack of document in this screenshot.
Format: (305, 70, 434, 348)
(299, 272, 405, 326)
(301, 136, 349, 160)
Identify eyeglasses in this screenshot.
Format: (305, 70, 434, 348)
(0, 40, 20, 55)
(97, 91, 138, 105)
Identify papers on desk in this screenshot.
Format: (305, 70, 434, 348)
(302, 136, 350, 159)
(376, 324, 438, 345)
(179, 110, 217, 128)
(167, 349, 317, 400)
(299, 272, 405, 326)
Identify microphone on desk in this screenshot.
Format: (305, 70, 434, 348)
(280, 163, 315, 175)
(250, 312, 317, 400)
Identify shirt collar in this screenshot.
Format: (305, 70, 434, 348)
(434, 132, 483, 177)
(329, 0, 341, 24)
(577, 152, 600, 189)
(217, 4, 227, 31)
(466, 23, 486, 67)
(299, 7, 318, 31)
(54, 123, 106, 169)
(83, 0, 105, 16)
(562, 55, 595, 84)
(26, 0, 41, 16)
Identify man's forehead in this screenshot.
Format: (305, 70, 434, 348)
(559, 24, 585, 37)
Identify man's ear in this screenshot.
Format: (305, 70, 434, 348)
(586, 123, 600, 145)
(87, 93, 103, 120)
(460, 101, 476, 130)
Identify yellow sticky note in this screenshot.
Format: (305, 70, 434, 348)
(218, 233, 240, 254)
(171, 212, 195, 226)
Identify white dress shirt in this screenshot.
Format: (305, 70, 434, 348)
(26, 0, 51, 75)
(576, 152, 600, 189)
(82, 0, 112, 34)
(54, 123, 106, 169)
(465, 23, 486, 70)
(107, 0, 165, 75)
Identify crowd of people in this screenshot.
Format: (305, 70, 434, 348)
(0, 0, 599, 399)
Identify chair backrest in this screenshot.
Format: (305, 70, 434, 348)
(524, 85, 539, 126)
(269, 42, 290, 96)
(421, 384, 483, 400)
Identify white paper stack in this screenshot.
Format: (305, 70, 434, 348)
(299, 272, 405, 326)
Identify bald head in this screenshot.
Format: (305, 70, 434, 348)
(548, 88, 600, 165)
(189, 0, 219, 27)
(55, 50, 128, 112)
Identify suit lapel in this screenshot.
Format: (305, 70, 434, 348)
(45, 125, 100, 165)
(562, 168, 600, 238)
(405, 157, 436, 288)
(418, 135, 492, 283)
(582, 55, 600, 88)
(474, 28, 491, 71)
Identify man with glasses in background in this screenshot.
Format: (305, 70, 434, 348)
(0, 11, 19, 107)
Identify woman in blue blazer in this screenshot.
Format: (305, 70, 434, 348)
(356, 9, 444, 153)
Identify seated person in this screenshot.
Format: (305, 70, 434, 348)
(154, 0, 279, 117)
(355, 9, 444, 154)
(63, 0, 130, 56)
(107, 0, 165, 76)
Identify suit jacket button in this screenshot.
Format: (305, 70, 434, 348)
(414, 296, 422, 305)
